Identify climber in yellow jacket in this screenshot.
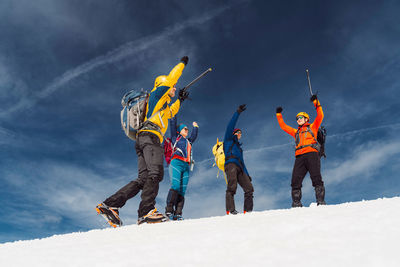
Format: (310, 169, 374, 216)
(139, 58, 189, 142)
(97, 56, 190, 226)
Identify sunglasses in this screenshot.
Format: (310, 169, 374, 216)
(183, 127, 189, 131)
(296, 116, 305, 120)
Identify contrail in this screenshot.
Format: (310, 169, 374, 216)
(328, 122, 400, 138)
(1, 1, 247, 117)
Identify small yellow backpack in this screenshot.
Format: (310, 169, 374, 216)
(212, 138, 227, 184)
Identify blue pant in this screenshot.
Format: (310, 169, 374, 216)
(169, 158, 190, 196)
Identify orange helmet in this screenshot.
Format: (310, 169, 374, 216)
(296, 112, 309, 120)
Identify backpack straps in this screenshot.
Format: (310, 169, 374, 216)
(172, 135, 192, 162)
(173, 135, 183, 155)
(295, 126, 320, 152)
(225, 138, 245, 170)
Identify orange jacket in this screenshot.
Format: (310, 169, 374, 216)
(276, 100, 324, 156)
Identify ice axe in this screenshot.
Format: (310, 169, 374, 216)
(305, 69, 314, 96)
(180, 68, 212, 93)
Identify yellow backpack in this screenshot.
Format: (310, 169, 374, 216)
(212, 138, 227, 184)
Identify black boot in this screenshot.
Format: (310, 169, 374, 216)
(291, 188, 303, 207)
(244, 191, 254, 213)
(315, 185, 326, 205)
(165, 189, 179, 216)
(175, 194, 185, 217)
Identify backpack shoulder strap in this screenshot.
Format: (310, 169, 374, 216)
(307, 126, 318, 143)
(173, 135, 182, 148)
(228, 139, 236, 156)
(295, 126, 318, 145)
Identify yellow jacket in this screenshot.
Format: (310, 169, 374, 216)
(139, 61, 185, 142)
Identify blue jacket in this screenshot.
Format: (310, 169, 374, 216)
(223, 111, 249, 175)
(170, 116, 198, 163)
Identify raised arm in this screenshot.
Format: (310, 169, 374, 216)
(310, 96, 324, 132)
(276, 107, 296, 138)
(224, 112, 240, 142)
(170, 115, 178, 142)
(188, 122, 199, 143)
(167, 99, 181, 120)
(224, 104, 246, 142)
(163, 57, 188, 87)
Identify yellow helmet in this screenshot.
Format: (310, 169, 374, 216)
(296, 112, 309, 120)
(154, 75, 167, 87)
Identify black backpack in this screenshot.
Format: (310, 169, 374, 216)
(317, 126, 327, 158)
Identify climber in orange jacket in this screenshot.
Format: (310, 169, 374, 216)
(276, 94, 326, 207)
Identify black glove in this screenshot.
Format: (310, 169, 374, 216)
(276, 107, 283, 113)
(237, 104, 246, 113)
(248, 176, 252, 182)
(310, 94, 318, 102)
(178, 89, 189, 102)
(180, 56, 189, 65)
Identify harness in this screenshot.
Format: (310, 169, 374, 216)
(295, 125, 321, 152)
(172, 135, 193, 164)
(225, 138, 245, 170)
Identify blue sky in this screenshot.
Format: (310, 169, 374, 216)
(1, 0, 400, 243)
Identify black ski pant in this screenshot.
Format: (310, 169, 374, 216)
(225, 163, 254, 212)
(291, 152, 324, 203)
(104, 132, 164, 217)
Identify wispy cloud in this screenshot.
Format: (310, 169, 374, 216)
(0, 2, 245, 118)
(0, 159, 132, 231)
(324, 139, 400, 185)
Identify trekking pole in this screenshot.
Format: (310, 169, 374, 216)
(181, 68, 212, 92)
(305, 69, 314, 96)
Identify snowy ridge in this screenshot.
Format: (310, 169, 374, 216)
(1, 197, 399, 267)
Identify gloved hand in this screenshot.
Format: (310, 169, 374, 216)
(310, 94, 318, 102)
(178, 89, 189, 102)
(248, 176, 252, 182)
(276, 107, 283, 113)
(237, 104, 246, 114)
(180, 56, 189, 65)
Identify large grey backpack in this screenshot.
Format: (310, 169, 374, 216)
(120, 90, 149, 141)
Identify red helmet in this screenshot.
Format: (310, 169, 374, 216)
(233, 128, 242, 134)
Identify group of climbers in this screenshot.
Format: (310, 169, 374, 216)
(96, 56, 326, 227)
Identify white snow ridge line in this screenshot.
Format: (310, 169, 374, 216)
(1, 197, 399, 267)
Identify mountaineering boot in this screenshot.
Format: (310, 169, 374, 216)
(291, 189, 303, 208)
(175, 194, 185, 217)
(165, 189, 179, 215)
(315, 185, 326, 205)
(96, 203, 122, 228)
(226, 210, 239, 215)
(137, 208, 157, 225)
(175, 214, 184, 221)
(137, 216, 146, 225)
(137, 208, 168, 225)
(165, 212, 174, 220)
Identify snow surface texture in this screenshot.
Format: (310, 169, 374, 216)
(1, 197, 399, 267)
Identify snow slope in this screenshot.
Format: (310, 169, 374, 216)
(1, 197, 399, 267)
